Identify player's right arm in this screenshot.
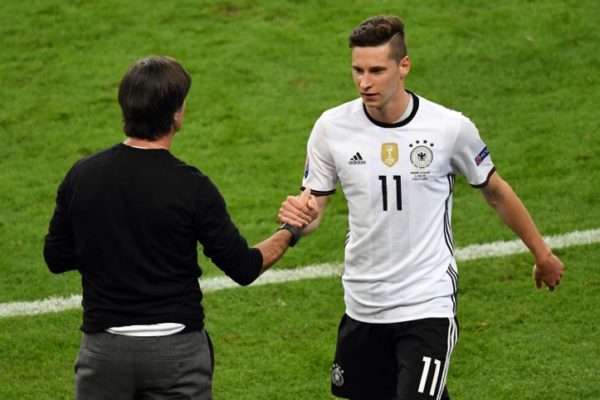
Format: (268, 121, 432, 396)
(281, 114, 335, 236)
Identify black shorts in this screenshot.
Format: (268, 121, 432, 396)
(331, 315, 458, 400)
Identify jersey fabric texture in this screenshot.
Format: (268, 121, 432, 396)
(302, 91, 495, 323)
(44, 143, 262, 333)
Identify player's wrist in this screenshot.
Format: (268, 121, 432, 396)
(532, 247, 553, 265)
(277, 223, 301, 247)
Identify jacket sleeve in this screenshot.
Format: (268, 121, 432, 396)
(194, 177, 263, 286)
(43, 176, 77, 273)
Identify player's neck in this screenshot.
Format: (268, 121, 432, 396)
(365, 90, 411, 124)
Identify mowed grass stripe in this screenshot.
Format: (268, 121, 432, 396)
(2, 228, 597, 319)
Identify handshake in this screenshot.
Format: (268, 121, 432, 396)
(277, 188, 321, 242)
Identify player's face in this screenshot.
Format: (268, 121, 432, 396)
(351, 44, 409, 118)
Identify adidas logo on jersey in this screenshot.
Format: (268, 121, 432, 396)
(348, 152, 366, 165)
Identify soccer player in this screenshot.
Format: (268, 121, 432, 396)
(278, 16, 564, 400)
(43, 56, 312, 400)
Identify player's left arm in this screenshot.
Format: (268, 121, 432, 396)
(479, 171, 564, 291)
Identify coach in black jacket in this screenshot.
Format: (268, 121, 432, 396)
(43, 56, 314, 400)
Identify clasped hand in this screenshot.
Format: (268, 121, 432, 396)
(278, 188, 319, 229)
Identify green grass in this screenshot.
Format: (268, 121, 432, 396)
(1, 0, 599, 398)
(2, 245, 598, 399)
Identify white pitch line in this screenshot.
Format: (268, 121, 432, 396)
(455, 228, 600, 261)
(1, 228, 599, 319)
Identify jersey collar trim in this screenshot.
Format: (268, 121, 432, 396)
(362, 90, 419, 128)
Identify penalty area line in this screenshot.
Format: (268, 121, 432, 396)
(1, 228, 598, 319)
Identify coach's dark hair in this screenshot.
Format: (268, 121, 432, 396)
(118, 56, 191, 140)
(349, 16, 407, 62)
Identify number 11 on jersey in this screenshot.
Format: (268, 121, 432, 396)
(378, 175, 402, 211)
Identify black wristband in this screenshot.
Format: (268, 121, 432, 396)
(277, 223, 301, 247)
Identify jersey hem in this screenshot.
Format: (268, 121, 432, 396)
(302, 186, 335, 196)
(345, 309, 455, 325)
(471, 167, 496, 188)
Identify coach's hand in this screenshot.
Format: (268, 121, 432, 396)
(533, 253, 564, 291)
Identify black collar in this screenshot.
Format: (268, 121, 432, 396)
(362, 90, 419, 128)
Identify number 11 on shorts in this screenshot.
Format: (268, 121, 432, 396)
(418, 356, 441, 396)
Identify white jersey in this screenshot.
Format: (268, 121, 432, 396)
(302, 92, 495, 323)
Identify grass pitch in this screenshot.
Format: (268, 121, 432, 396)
(1, 0, 599, 398)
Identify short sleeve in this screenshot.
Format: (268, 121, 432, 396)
(302, 116, 338, 195)
(450, 116, 495, 187)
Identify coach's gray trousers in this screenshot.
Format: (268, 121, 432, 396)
(74, 330, 213, 400)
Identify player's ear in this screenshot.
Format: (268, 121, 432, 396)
(399, 56, 410, 78)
